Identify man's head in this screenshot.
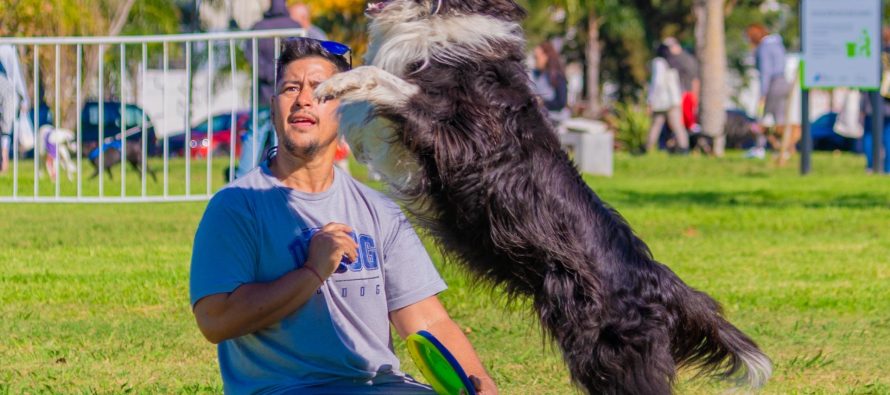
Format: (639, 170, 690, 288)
(662, 37, 682, 55)
(746, 24, 769, 46)
(271, 38, 351, 160)
(289, 3, 312, 28)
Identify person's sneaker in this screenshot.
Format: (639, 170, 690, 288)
(745, 147, 766, 159)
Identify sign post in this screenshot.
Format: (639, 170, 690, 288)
(802, 0, 883, 174)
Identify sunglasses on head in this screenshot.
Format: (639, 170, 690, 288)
(319, 40, 352, 69)
(281, 38, 353, 69)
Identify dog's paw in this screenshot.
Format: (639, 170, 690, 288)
(315, 66, 381, 103)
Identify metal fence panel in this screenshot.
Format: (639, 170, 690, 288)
(0, 29, 305, 203)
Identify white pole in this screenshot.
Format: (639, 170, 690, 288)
(33, 45, 39, 198)
(76, 44, 82, 198)
(120, 43, 127, 196)
(98, 45, 105, 197)
(251, 38, 258, 169)
(229, 38, 236, 183)
(141, 43, 147, 196)
(206, 39, 213, 195)
(54, 44, 60, 198)
(162, 42, 169, 197)
(185, 41, 192, 197)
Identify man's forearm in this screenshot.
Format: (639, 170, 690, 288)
(390, 296, 497, 393)
(194, 267, 322, 343)
(426, 318, 495, 390)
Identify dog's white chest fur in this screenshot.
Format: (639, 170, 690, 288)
(337, 101, 421, 193)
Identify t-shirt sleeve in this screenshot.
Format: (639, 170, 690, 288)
(381, 209, 447, 311)
(190, 189, 258, 307)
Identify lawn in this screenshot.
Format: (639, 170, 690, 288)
(1, 151, 889, 394)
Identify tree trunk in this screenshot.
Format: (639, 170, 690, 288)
(584, 8, 602, 118)
(697, 0, 728, 156)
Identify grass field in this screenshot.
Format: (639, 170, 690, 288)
(1, 151, 889, 394)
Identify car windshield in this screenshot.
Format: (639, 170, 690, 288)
(193, 115, 231, 133)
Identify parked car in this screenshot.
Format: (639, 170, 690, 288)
(81, 101, 159, 156)
(168, 111, 251, 158)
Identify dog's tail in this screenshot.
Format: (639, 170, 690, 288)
(673, 285, 772, 390)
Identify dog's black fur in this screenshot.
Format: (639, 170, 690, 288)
(89, 141, 158, 182)
(320, 1, 771, 393)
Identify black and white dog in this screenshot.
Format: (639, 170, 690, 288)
(316, 0, 771, 393)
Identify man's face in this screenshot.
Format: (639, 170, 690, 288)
(271, 57, 341, 160)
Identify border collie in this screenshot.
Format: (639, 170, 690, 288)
(316, 1, 771, 393)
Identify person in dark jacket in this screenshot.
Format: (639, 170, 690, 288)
(236, 0, 305, 178)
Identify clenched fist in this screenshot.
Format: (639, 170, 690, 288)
(304, 223, 359, 279)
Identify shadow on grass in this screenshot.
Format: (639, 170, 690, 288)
(609, 190, 890, 209)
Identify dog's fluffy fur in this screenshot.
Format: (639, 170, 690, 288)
(316, 1, 771, 393)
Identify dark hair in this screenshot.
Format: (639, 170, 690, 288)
(655, 43, 671, 59)
(536, 41, 565, 87)
(276, 38, 351, 81)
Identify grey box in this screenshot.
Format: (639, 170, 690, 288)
(557, 119, 613, 177)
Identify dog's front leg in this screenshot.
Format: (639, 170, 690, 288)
(315, 67, 424, 200)
(314, 66, 419, 109)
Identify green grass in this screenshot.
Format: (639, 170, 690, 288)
(0, 156, 233, 199)
(1, 151, 889, 394)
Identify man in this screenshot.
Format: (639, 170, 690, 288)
(745, 24, 789, 159)
(0, 43, 31, 173)
(191, 38, 497, 394)
(235, 0, 303, 179)
(292, 3, 328, 41)
(864, 25, 890, 173)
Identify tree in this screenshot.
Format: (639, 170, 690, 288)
(696, 0, 728, 156)
(0, 0, 181, 130)
(300, 0, 369, 61)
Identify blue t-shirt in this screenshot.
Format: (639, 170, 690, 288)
(190, 163, 447, 394)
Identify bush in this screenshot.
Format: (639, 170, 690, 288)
(606, 102, 650, 154)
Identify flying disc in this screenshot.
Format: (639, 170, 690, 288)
(406, 330, 476, 395)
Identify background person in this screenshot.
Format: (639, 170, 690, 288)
(662, 37, 700, 132)
(746, 23, 789, 159)
(531, 41, 569, 124)
(0, 43, 31, 174)
(292, 3, 328, 41)
(235, 0, 305, 179)
(191, 38, 496, 394)
(646, 43, 689, 154)
(862, 26, 890, 173)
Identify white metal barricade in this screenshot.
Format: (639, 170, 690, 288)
(0, 29, 305, 203)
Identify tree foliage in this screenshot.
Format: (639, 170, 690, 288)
(1, 0, 181, 129)
(299, 0, 369, 61)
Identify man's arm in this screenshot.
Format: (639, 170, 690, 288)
(390, 296, 498, 395)
(193, 223, 358, 343)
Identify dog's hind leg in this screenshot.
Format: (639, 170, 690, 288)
(534, 262, 676, 395)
